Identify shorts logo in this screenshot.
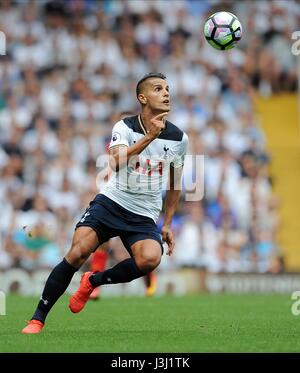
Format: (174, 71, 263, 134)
(112, 132, 121, 143)
(80, 211, 90, 223)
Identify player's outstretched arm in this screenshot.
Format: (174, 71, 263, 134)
(161, 165, 183, 256)
(109, 112, 168, 171)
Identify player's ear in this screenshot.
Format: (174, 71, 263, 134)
(138, 93, 147, 105)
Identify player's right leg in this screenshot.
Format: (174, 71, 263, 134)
(21, 226, 100, 334)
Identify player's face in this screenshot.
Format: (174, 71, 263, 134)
(144, 78, 170, 112)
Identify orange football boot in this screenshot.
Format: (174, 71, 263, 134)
(22, 319, 44, 334)
(145, 272, 157, 297)
(69, 271, 94, 313)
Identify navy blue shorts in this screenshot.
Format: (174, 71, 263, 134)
(75, 194, 163, 256)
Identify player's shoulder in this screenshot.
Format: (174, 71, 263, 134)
(160, 119, 186, 142)
(120, 115, 143, 134)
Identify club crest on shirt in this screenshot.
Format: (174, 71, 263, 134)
(163, 144, 170, 159)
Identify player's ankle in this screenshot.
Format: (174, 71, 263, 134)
(89, 272, 100, 287)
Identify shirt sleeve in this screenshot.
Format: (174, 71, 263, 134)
(172, 132, 189, 168)
(109, 120, 130, 149)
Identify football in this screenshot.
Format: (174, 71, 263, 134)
(203, 11, 242, 50)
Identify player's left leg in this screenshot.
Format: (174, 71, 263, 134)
(131, 239, 161, 273)
(88, 239, 161, 288)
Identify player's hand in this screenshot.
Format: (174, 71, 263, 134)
(147, 112, 168, 140)
(161, 225, 175, 256)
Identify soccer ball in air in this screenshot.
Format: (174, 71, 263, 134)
(203, 11, 242, 50)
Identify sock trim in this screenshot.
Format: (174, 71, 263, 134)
(63, 257, 79, 272)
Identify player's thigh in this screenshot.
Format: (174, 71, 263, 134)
(65, 226, 101, 264)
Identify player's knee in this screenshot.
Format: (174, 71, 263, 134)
(135, 252, 161, 273)
(65, 243, 91, 268)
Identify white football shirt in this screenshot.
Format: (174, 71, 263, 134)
(101, 115, 188, 222)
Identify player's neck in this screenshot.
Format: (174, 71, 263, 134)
(139, 113, 150, 133)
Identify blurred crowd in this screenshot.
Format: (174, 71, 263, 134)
(0, 0, 298, 274)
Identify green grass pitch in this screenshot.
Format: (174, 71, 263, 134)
(0, 293, 299, 352)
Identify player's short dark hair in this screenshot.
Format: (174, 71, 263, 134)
(136, 72, 166, 97)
